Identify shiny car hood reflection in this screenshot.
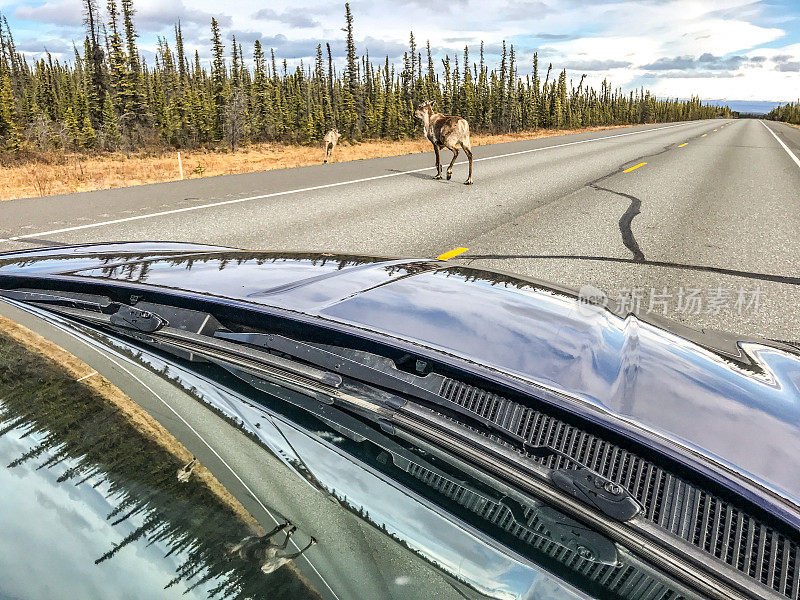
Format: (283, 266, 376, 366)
(2, 242, 799, 515)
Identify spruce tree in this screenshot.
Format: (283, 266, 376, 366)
(102, 92, 120, 149)
(119, 0, 146, 127)
(106, 0, 126, 113)
(0, 63, 19, 150)
(82, 0, 105, 124)
(343, 3, 360, 137)
(80, 111, 96, 147)
(209, 18, 226, 141)
(64, 106, 80, 147)
(175, 22, 186, 84)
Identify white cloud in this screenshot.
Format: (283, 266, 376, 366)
(14, 0, 82, 27)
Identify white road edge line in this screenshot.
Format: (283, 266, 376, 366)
(1, 121, 693, 244)
(760, 120, 800, 169)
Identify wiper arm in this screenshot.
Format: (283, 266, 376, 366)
(214, 331, 640, 521)
(3, 288, 637, 521)
(0, 289, 165, 331)
(0, 293, 342, 391)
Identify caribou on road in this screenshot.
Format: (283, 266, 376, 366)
(414, 101, 473, 185)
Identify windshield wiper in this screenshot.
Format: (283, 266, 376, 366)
(1, 288, 638, 521)
(0, 291, 342, 391)
(0, 289, 166, 332)
(0, 289, 120, 313)
(214, 331, 640, 521)
(226, 364, 619, 565)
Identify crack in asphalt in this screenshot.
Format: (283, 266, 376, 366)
(447, 128, 720, 270)
(590, 183, 646, 262)
(458, 120, 800, 286)
(579, 134, 707, 265)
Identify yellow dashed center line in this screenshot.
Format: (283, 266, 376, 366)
(623, 162, 647, 173)
(437, 247, 469, 261)
(678, 143, 688, 147)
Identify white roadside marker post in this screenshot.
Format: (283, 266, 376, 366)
(177, 152, 184, 180)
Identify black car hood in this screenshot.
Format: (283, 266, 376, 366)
(2, 242, 800, 522)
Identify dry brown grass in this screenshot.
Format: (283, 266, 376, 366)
(0, 313, 263, 532)
(0, 125, 631, 201)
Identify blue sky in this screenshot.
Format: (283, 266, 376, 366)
(1, 0, 798, 101)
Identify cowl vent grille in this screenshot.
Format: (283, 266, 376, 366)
(404, 460, 687, 600)
(437, 377, 800, 599)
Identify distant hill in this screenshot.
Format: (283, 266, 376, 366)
(704, 100, 789, 115)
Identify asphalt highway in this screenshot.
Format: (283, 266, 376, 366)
(1, 118, 798, 340)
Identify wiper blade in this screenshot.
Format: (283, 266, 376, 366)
(0, 289, 120, 313)
(214, 331, 640, 521)
(215, 331, 446, 406)
(143, 327, 343, 389)
(3, 288, 637, 521)
(0, 289, 166, 332)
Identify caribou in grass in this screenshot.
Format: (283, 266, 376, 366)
(414, 101, 473, 184)
(323, 128, 341, 163)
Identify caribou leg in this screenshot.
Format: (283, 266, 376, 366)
(463, 143, 473, 185)
(446, 147, 459, 180)
(278, 527, 296, 550)
(280, 537, 317, 561)
(433, 144, 442, 179)
(323, 143, 330, 163)
(264, 522, 291, 539)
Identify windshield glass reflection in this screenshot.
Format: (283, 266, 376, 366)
(82, 323, 702, 600)
(0, 327, 322, 600)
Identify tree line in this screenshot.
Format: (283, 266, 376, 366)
(765, 101, 800, 125)
(0, 1, 731, 153)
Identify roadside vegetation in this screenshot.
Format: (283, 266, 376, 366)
(765, 101, 800, 126)
(0, 1, 729, 163)
(0, 315, 321, 599)
(0, 124, 632, 199)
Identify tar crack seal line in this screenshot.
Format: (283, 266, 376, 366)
(591, 183, 646, 263)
